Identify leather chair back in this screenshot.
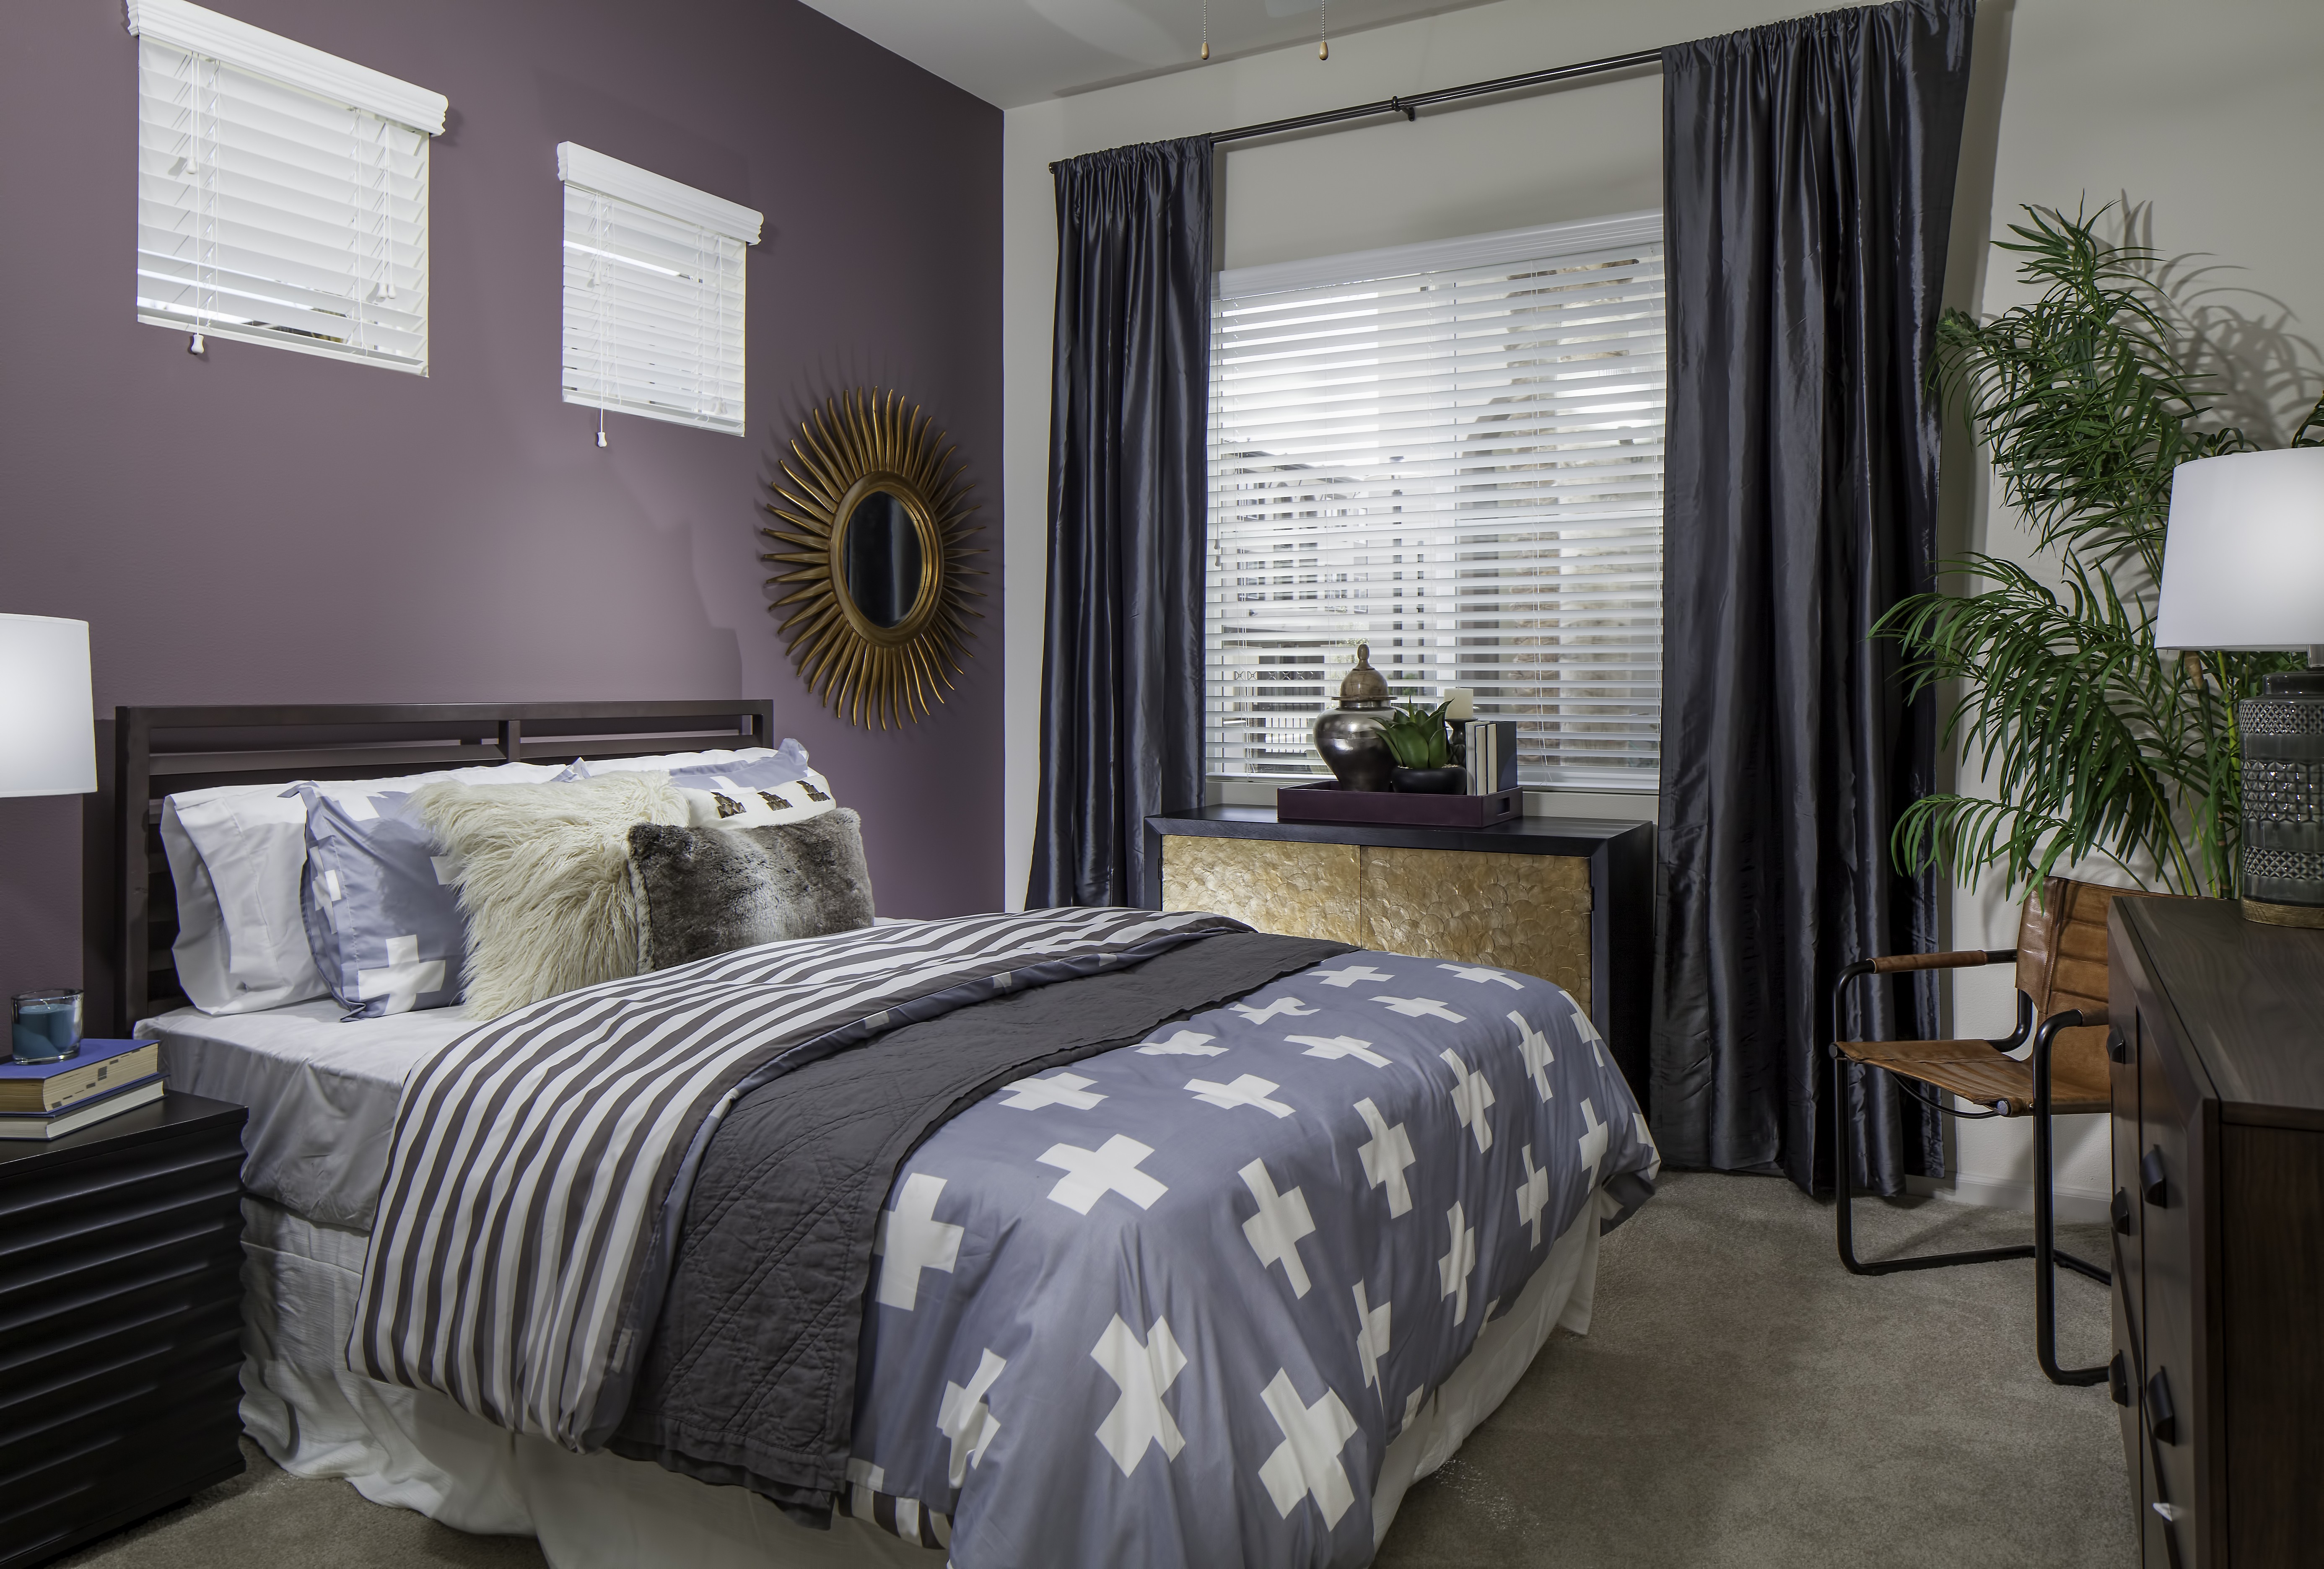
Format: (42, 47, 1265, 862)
(2015, 877, 2155, 1093)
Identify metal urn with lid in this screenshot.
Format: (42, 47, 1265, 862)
(1313, 643, 1395, 792)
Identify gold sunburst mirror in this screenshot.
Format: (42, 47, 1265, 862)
(760, 389, 982, 728)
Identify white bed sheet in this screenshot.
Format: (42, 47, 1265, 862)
(240, 1190, 1610, 1567)
(144, 917, 915, 1228)
(145, 1001, 463, 1227)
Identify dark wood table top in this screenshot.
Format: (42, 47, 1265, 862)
(1148, 804, 1653, 856)
(0, 1090, 246, 1177)
(2119, 897, 2324, 1119)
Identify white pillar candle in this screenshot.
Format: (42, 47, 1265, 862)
(1444, 687, 1475, 721)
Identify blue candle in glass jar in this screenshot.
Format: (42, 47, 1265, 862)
(9, 991, 82, 1063)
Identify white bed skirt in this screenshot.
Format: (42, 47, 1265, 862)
(238, 1189, 1613, 1566)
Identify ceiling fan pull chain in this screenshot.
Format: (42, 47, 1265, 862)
(1319, 0, 1329, 60)
(1200, 0, 1209, 60)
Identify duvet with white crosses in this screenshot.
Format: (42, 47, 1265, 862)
(844, 950, 1657, 1568)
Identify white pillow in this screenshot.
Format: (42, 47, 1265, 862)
(677, 767, 838, 829)
(161, 761, 567, 1015)
(565, 746, 779, 778)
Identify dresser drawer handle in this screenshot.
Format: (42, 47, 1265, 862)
(2108, 1352, 2130, 1408)
(2111, 1188, 2135, 1235)
(2147, 1368, 2177, 1445)
(2141, 1147, 2168, 1207)
(2107, 1027, 2129, 1064)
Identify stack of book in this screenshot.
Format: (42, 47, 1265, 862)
(0, 1039, 164, 1140)
(1463, 720, 1519, 794)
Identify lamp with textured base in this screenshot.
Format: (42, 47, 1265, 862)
(2155, 448, 2324, 925)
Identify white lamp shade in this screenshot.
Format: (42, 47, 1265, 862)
(0, 614, 97, 797)
(2153, 448, 2324, 651)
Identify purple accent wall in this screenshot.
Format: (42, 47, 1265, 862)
(0, 0, 1005, 1014)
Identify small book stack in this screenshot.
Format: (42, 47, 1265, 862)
(1463, 720, 1519, 795)
(0, 1039, 165, 1141)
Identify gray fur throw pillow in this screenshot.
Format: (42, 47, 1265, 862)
(627, 808, 876, 970)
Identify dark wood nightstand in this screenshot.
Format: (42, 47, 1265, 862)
(0, 1092, 248, 1569)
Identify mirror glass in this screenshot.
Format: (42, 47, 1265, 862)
(841, 489, 923, 629)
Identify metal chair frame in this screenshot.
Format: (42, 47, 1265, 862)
(1829, 949, 2110, 1387)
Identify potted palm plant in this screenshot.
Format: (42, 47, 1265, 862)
(1880, 205, 2322, 896)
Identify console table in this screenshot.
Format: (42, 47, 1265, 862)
(2106, 897, 2324, 1566)
(1146, 808, 1654, 1103)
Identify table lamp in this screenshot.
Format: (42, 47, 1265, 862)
(1, 614, 98, 1060)
(2153, 448, 2324, 926)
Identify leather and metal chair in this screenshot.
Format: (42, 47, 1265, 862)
(1830, 877, 2137, 1386)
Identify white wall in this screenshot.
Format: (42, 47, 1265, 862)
(999, 0, 2324, 1208)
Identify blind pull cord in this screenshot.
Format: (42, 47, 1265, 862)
(597, 197, 610, 448)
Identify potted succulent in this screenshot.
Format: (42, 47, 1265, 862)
(1377, 702, 1465, 793)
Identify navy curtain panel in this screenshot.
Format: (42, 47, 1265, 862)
(1028, 138, 1214, 909)
(1652, 0, 1974, 1194)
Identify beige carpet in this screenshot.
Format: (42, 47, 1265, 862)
(1375, 1171, 2134, 1568)
(59, 1172, 2133, 1568)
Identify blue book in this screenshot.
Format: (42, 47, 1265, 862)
(0, 1039, 162, 1114)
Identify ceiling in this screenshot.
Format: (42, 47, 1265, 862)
(793, 0, 1501, 109)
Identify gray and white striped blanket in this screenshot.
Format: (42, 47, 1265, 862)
(348, 907, 1243, 1449)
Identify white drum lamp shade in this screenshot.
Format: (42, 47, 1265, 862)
(0, 614, 98, 797)
(2154, 448, 2324, 650)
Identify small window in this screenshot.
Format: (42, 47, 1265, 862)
(130, 0, 446, 373)
(557, 144, 762, 438)
(1206, 214, 1668, 790)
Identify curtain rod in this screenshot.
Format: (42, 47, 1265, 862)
(1209, 45, 1663, 145)
(1048, 45, 1663, 170)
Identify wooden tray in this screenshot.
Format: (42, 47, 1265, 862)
(1275, 781, 1521, 829)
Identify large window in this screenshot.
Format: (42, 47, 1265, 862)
(131, 0, 445, 373)
(558, 144, 761, 438)
(1205, 214, 1666, 790)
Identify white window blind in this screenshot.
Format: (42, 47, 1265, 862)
(558, 144, 762, 438)
(130, 0, 446, 373)
(1206, 213, 1667, 790)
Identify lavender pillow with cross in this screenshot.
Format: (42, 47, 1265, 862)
(294, 787, 467, 1018)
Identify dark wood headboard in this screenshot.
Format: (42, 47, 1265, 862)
(109, 700, 774, 1032)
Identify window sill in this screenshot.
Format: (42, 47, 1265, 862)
(1205, 775, 1656, 823)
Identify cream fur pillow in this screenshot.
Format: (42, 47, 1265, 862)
(411, 772, 688, 1020)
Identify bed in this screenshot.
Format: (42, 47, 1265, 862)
(109, 703, 1658, 1569)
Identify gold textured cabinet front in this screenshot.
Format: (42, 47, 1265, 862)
(1357, 847, 1590, 1014)
(1160, 838, 1362, 944)
(1159, 837, 1590, 1012)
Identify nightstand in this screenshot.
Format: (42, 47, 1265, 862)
(0, 1092, 248, 1569)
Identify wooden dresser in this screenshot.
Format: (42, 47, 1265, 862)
(2106, 898, 2324, 1566)
(1146, 808, 1654, 1101)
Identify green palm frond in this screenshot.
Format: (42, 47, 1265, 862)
(1882, 203, 2311, 899)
